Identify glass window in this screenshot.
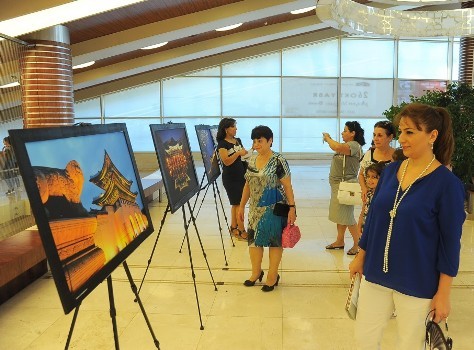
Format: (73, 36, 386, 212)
(398, 41, 448, 79)
(341, 39, 394, 78)
(340, 79, 393, 117)
(222, 78, 280, 117)
(162, 118, 221, 151)
(282, 39, 338, 77)
(0, 119, 23, 138)
(282, 78, 337, 117)
(163, 77, 220, 117)
(222, 52, 280, 76)
(105, 118, 159, 152)
(231, 117, 280, 152)
(103, 83, 160, 117)
(282, 118, 338, 152)
(186, 66, 220, 76)
(397, 80, 447, 105)
(75, 97, 101, 118)
(340, 118, 381, 152)
(452, 40, 459, 81)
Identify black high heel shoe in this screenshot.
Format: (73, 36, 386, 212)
(243, 271, 264, 286)
(261, 274, 280, 292)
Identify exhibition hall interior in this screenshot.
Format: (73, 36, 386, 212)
(1, 1, 473, 349)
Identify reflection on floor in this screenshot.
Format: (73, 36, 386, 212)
(0, 162, 473, 350)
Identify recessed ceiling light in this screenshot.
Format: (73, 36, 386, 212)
(72, 61, 95, 69)
(215, 23, 243, 32)
(0, 82, 20, 89)
(290, 6, 317, 15)
(141, 42, 168, 50)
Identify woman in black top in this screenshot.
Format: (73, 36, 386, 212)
(217, 118, 249, 240)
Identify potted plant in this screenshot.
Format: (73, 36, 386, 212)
(382, 82, 474, 218)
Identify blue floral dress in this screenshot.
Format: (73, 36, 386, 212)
(245, 152, 291, 247)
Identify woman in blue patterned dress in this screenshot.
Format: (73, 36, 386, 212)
(238, 126, 297, 292)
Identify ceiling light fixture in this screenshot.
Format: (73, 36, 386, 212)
(290, 6, 317, 14)
(0, 0, 147, 37)
(0, 82, 20, 89)
(316, 0, 474, 37)
(141, 42, 169, 50)
(215, 23, 243, 32)
(72, 61, 95, 69)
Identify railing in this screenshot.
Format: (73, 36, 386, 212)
(0, 167, 36, 242)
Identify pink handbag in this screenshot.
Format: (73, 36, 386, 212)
(282, 224, 301, 248)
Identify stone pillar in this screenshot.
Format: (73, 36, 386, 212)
(458, 1, 474, 85)
(20, 25, 74, 128)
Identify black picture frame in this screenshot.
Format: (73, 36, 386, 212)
(149, 123, 199, 213)
(8, 123, 154, 314)
(195, 125, 221, 183)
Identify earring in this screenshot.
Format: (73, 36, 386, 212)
(430, 142, 434, 150)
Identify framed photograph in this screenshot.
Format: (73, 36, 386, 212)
(195, 125, 221, 183)
(8, 123, 154, 314)
(149, 123, 199, 213)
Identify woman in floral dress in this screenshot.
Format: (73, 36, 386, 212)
(238, 125, 297, 292)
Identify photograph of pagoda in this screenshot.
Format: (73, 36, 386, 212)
(25, 131, 150, 293)
(9, 124, 154, 314)
(150, 124, 199, 213)
(195, 125, 220, 183)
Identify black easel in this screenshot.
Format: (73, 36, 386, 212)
(65, 261, 160, 350)
(178, 172, 234, 262)
(137, 204, 171, 294)
(137, 201, 217, 330)
(181, 201, 217, 329)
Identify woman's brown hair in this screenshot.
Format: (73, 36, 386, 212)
(394, 102, 454, 165)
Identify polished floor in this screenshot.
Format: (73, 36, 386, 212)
(0, 162, 473, 350)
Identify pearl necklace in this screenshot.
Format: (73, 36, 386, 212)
(382, 155, 436, 273)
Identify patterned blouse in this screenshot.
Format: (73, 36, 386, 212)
(244, 152, 291, 247)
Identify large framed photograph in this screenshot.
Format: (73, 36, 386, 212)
(195, 125, 221, 183)
(9, 123, 154, 314)
(149, 123, 199, 213)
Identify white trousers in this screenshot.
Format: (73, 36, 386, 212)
(355, 278, 431, 350)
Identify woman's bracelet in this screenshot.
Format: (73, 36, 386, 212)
(288, 204, 296, 208)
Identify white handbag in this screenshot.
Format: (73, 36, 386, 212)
(338, 181, 362, 206)
(337, 151, 362, 206)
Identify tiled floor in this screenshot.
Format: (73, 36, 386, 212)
(0, 162, 473, 349)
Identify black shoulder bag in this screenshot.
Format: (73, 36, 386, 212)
(273, 156, 290, 217)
